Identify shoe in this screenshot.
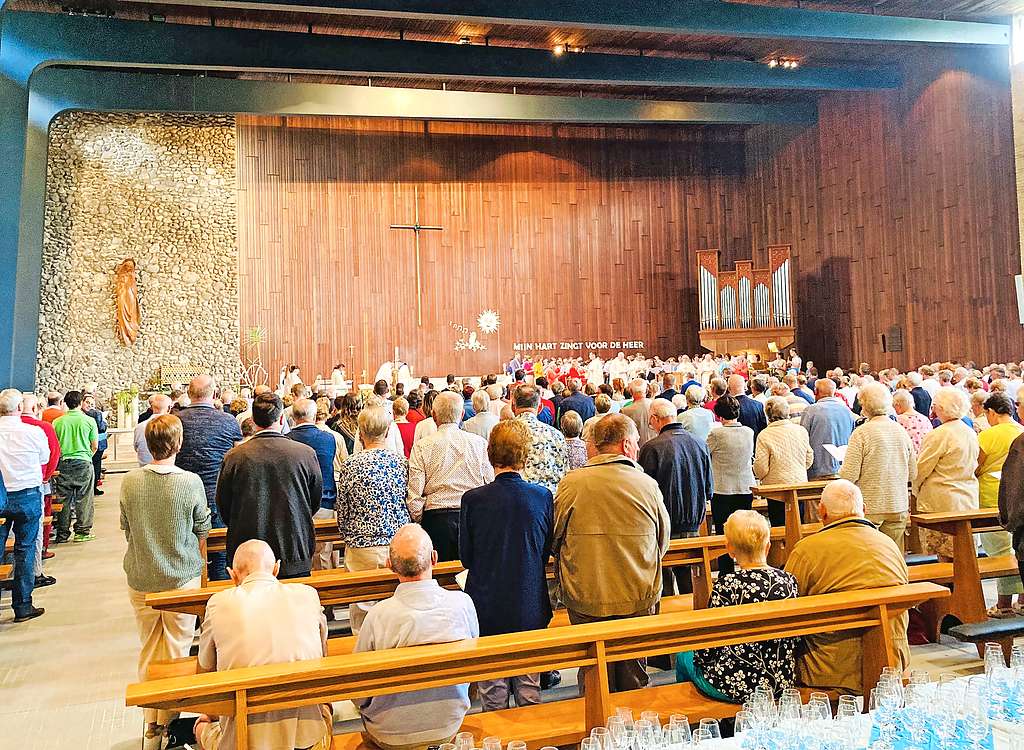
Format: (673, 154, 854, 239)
(42, 550, 55, 560)
(53, 536, 70, 544)
(540, 670, 562, 690)
(34, 575, 56, 587)
(93, 489, 104, 496)
(986, 605, 1017, 619)
(72, 533, 96, 543)
(13, 607, 44, 623)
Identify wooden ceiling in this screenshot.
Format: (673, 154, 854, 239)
(9, 0, 1012, 103)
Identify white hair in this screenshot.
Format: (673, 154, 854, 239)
(685, 384, 704, 406)
(432, 391, 463, 425)
(892, 389, 914, 411)
(650, 398, 677, 420)
(906, 371, 923, 387)
(764, 396, 790, 423)
(0, 388, 23, 416)
(628, 379, 647, 397)
(933, 387, 969, 421)
(358, 406, 393, 441)
(858, 383, 893, 418)
(292, 397, 318, 423)
(820, 479, 865, 519)
(471, 390, 490, 413)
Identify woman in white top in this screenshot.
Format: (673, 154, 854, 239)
(283, 364, 302, 392)
(413, 389, 440, 444)
(706, 395, 756, 576)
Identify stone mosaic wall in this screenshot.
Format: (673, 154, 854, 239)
(37, 112, 239, 396)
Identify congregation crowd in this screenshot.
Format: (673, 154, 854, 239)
(3, 350, 1024, 750)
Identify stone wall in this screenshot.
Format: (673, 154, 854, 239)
(37, 112, 239, 397)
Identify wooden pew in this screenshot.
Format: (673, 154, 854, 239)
(908, 508, 1018, 642)
(127, 583, 949, 750)
(147, 525, 823, 618)
(204, 518, 341, 555)
(752, 480, 829, 564)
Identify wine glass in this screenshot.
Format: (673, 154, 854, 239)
(591, 727, 612, 750)
(507, 742, 527, 750)
(482, 737, 502, 750)
(581, 737, 599, 750)
(456, 732, 476, 750)
(616, 707, 636, 727)
(691, 728, 713, 748)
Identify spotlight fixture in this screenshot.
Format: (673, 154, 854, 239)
(552, 44, 566, 56)
(458, 35, 471, 44)
(767, 59, 779, 68)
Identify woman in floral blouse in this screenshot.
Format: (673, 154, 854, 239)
(677, 510, 799, 702)
(337, 405, 411, 633)
(560, 411, 589, 470)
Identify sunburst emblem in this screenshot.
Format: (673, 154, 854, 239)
(477, 309, 501, 334)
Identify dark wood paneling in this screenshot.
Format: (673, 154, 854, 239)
(236, 117, 750, 380)
(746, 54, 1023, 370)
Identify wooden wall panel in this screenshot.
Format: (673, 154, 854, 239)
(236, 118, 750, 380)
(745, 51, 1023, 370)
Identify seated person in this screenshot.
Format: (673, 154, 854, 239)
(193, 540, 332, 750)
(676, 510, 798, 702)
(354, 524, 479, 750)
(784, 479, 910, 695)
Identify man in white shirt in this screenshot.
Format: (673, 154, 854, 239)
(0, 389, 50, 622)
(462, 390, 498, 440)
(134, 393, 172, 466)
(354, 524, 479, 750)
(919, 365, 941, 397)
(407, 392, 493, 561)
(193, 540, 331, 750)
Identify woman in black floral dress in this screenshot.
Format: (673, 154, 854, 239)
(676, 509, 799, 702)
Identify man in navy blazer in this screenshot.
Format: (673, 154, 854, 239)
(728, 375, 767, 443)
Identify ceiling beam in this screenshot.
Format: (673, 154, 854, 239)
(112, 0, 1012, 46)
(1, 12, 899, 91)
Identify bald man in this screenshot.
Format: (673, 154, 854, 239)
(134, 394, 173, 466)
(194, 540, 331, 750)
(727, 374, 767, 442)
(176, 375, 242, 580)
(354, 525, 479, 750)
(20, 392, 60, 585)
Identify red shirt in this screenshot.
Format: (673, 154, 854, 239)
(396, 422, 416, 458)
(21, 414, 61, 482)
(407, 408, 426, 425)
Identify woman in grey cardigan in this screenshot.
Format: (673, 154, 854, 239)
(120, 414, 211, 748)
(706, 395, 755, 575)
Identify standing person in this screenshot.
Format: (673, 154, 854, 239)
(133, 394, 172, 466)
(553, 414, 670, 693)
(41, 392, 64, 423)
(120, 414, 211, 748)
(215, 393, 322, 579)
(706, 395, 756, 576)
(727, 375, 767, 443)
(462, 390, 498, 441)
(677, 385, 715, 442)
(975, 393, 1024, 616)
(753, 398, 814, 527)
(799, 378, 855, 479)
(839, 384, 917, 551)
(18, 393, 59, 586)
(52, 390, 98, 545)
(638, 398, 713, 597)
(407, 391, 493, 561)
(622, 379, 656, 447)
(913, 388, 980, 561)
(460, 420, 553, 711)
(0, 390, 49, 622)
(83, 393, 108, 496)
(560, 411, 589, 470)
(559, 378, 596, 423)
(175, 375, 243, 581)
(413, 390, 440, 445)
(337, 406, 411, 633)
(998, 397, 1024, 610)
(287, 398, 338, 571)
(512, 385, 570, 494)
(392, 397, 416, 458)
(893, 389, 933, 452)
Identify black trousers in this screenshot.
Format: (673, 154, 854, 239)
(92, 448, 103, 490)
(663, 530, 697, 596)
(710, 493, 753, 576)
(767, 499, 804, 528)
(421, 508, 461, 562)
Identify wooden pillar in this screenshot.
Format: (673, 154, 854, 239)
(583, 641, 612, 733)
(235, 689, 249, 750)
(860, 605, 896, 705)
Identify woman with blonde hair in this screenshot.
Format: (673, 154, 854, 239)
(676, 509, 798, 702)
(913, 387, 979, 560)
(753, 397, 813, 527)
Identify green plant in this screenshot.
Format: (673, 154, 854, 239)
(114, 385, 140, 412)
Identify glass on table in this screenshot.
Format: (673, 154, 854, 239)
(697, 719, 721, 740)
(665, 716, 692, 748)
(581, 737, 599, 750)
(438, 744, 457, 750)
(590, 726, 612, 750)
(635, 719, 657, 750)
(780, 688, 802, 709)
(733, 710, 753, 736)
(455, 732, 476, 750)
(908, 669, 931, 685)
(482, 737, 502, 750)
(616, 707, 636, 726)
(691, 728, 714, 748)
(640, 711, 662, 729)
(506, 741, 527, 750)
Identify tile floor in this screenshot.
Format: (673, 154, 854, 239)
(0, 472, 1007, 750)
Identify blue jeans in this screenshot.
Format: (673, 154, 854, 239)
(0, 487, 43, 617)
(207, 502, 228, 581)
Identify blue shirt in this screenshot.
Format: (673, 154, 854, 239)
(559, 392, 596, 423)
(287, 424, 338, 509)
(175, 404, 243, 505)
(799, 397, 855, 478)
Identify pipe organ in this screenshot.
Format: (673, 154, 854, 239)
(697, 246, 796, 357)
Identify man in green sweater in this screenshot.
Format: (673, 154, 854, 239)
(52, 390, 98, 543)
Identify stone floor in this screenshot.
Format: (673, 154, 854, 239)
(0, 472, 1005, 750)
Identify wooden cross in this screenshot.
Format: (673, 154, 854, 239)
(390, 186, 443, 327)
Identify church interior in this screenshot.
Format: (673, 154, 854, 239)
(3, 1, 1024, 749)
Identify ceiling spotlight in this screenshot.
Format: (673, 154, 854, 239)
(458, 35, 471, 44)
(552, 44, 566, 56)
(767, 58, 779, 68)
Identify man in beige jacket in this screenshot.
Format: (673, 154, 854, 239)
(785, 480, 910, 695)
(553, 413, 670, 693)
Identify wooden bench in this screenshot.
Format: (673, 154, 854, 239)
(127, 583, 949, 750)
(752, 480, 830, 564)
(909, 508, 1018, 646)
(148, 526, 824, 618)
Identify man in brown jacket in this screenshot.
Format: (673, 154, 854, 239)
(553, 413, 670, 693)
(785, 479, 910, 694)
